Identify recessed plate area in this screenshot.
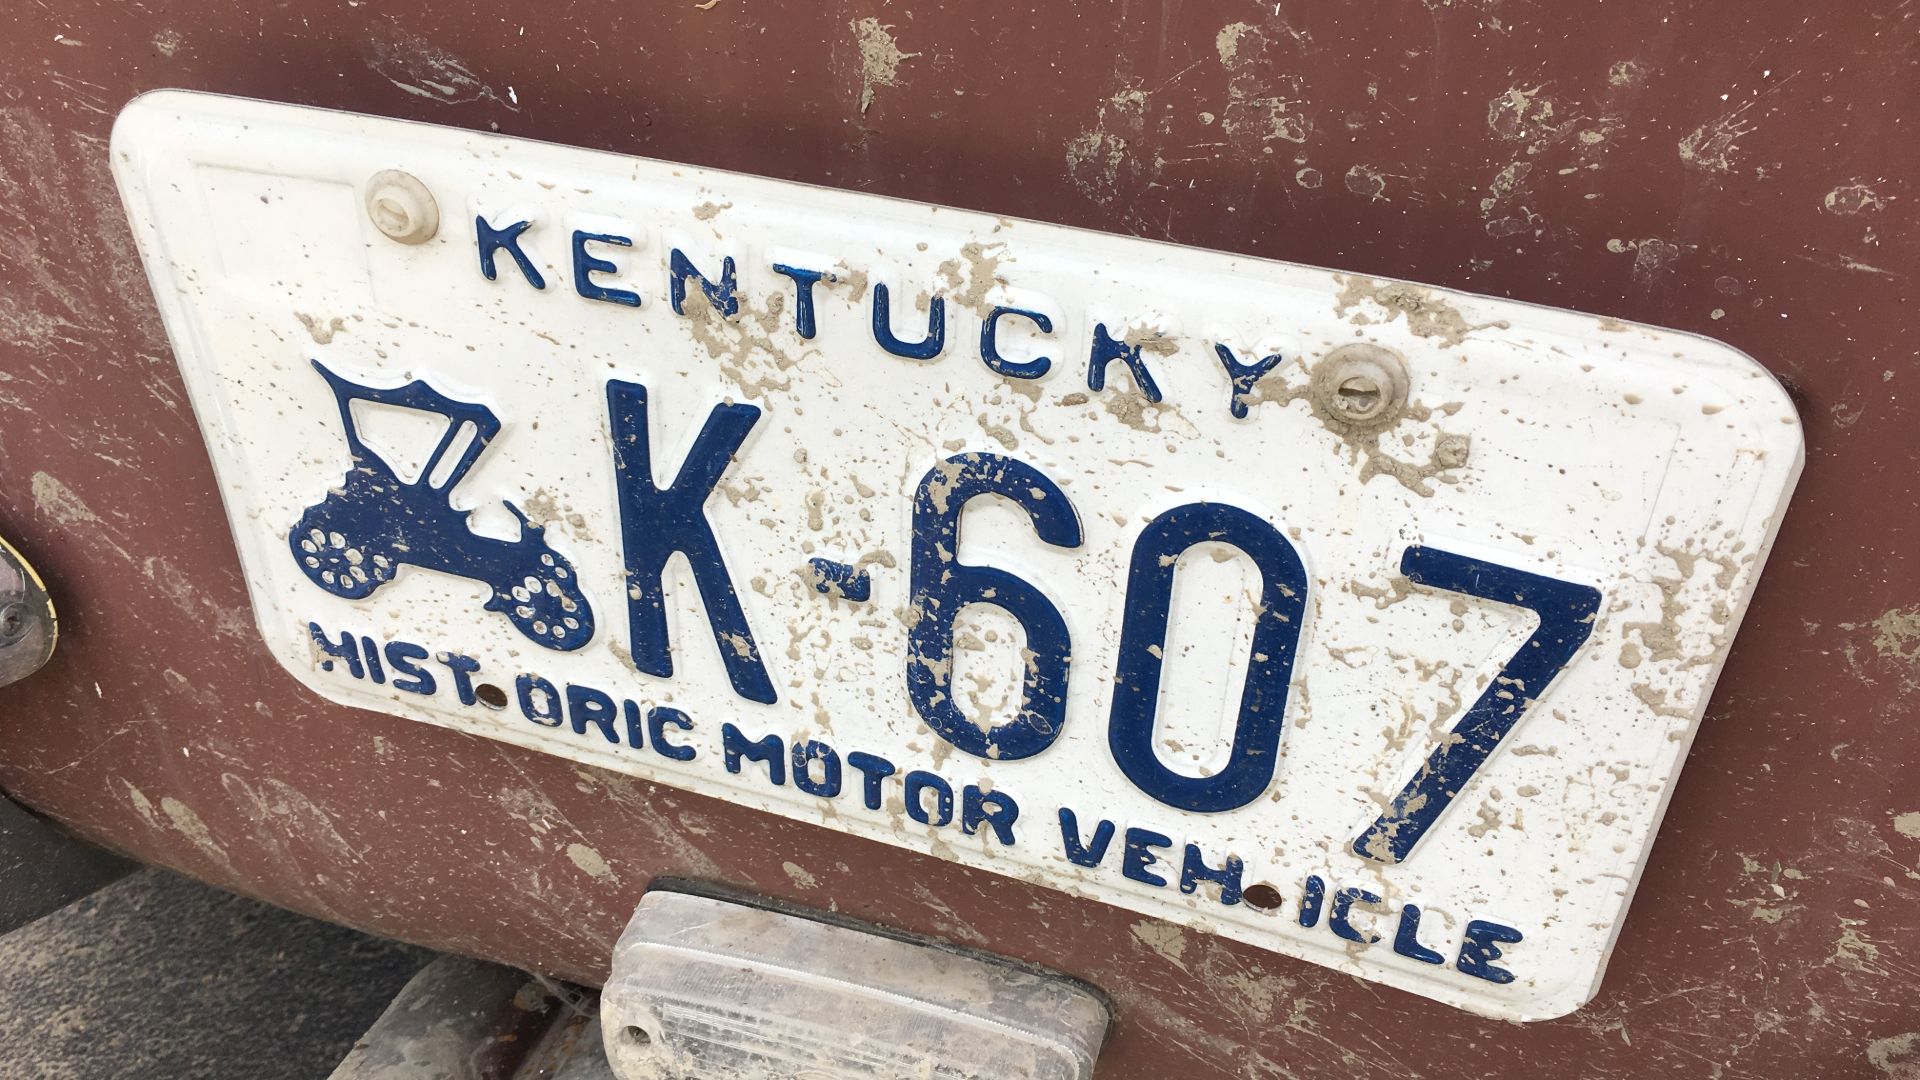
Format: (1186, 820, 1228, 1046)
(112, 91, 1801, 1020)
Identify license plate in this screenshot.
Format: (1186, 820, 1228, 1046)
(113, 92, 1801, 1020)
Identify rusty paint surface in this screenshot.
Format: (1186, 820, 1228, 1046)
(0, 2, 1913, 1076)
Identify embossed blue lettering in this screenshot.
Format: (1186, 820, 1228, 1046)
(722, 723, 784, 785)
(475, 215, 545, 289)
(566, 683, 619, 743)
(904, 770, 954, 827)
(360, 636, 386, 684)
(771, 263, 829, 339)
(1299, 874, 1326, 928)
(309, 624, 362, 678)
(1178, 845, 1245, 906)
(384, 640, 435, 696)
(571, 231, 640, 307)
(907, 454, 1081, 760)
(1109, 502, 1308, 813)
(1457, 920, 1524, 983)
(622, 701, 645, 750)
(1213, 343, 1285, 419)
(1330, 886, 1385, 944)
(647, 707, 697, 761)
(847, 751, 897, 811)
(437, 652, 479, 705)
(1058, 808, 1115, 868)
(1393, 904, 1446, 965)
(791, 739, 843, 798)
(980, 306, 1052, 379)
(1087, 322, 1163, 401)
(516, 674, 562, 728)
(871, 283, 945, 360)
(960, 786, 1019, 846)
(668, 249, 738, 318)
(1353, 547, 1601, 864)
(606, 380, 775, 704)
(1121, 827, 1173, 887)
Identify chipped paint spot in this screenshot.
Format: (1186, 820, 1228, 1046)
(221, 774, 363, 869)
(364, 22, 518, 110)
(1730, 890, 1799, 924)
(851, 18, 916, 114)
(1480, 161, 1540, 238)
(1130, 920, 1189, 968)
(1066, 86, 1147, 205)
(1869, 1033, 1920, 1078)
(1824, 182, 1887, 216)
(1608, 60, 1647, 88)
(1343, 164, 1389, 202)
(124, 782, 158, 826)
(1214, 25, 1311, 150)
(31, 471, 100, 527)
(1894, 812, 1920, 839)
(781, 860, 819, 889)
(1729, 853, 1807, 924)
(565, 842, 616, 882)
(1832, 918, 1882, 973)
(144, 555, 250, 641)
(1629, 238, 1683, 287)
(160, 796, 231, 865)
(1678, 103, 1754, 174)
(1871, 606, 1920, 664)
(1215, 23, 1253, 65)
(1487, 86, 1568, 146)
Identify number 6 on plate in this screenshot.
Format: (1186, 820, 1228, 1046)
(905, 454, 1084, 762)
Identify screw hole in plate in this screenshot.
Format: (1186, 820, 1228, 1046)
(1242, 883, 1284, 911)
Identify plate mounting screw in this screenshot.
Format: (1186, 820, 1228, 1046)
(1311, 343, 1409, 432)
(365, 169, 439, 245)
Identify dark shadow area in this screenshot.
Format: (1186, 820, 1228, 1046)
(0, 868, 432, 1079)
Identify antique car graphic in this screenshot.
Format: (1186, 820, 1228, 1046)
(288, 359, 594, 652)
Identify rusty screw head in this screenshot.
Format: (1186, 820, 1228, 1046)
(0, 602, 27, 647)
(1310, 343, 1410, 432)
(1336, 374, 1385, 419)
(365, 169, 439, 245)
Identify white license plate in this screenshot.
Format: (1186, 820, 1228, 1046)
(113, 92, 1801, 1020)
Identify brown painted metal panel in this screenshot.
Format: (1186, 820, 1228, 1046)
(0, 2, 1913, 1075)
